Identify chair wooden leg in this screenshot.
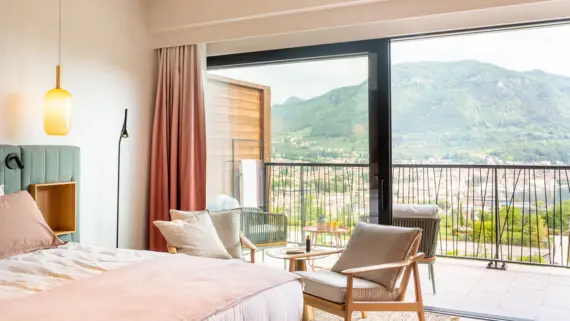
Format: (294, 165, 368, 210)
(413, 262, 426, 321)
(344, 309, 352, 321)
(302, 304, 312, 321)
(417, 308, 426, 321)
(345, 276, 353, 321)
(361, 311, 367, 319)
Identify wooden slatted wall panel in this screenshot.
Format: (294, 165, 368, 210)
(205, 75, 270, 202)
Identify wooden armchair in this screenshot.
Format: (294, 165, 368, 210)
(296, 223, 426, 321)
(167, 232, 258, 263)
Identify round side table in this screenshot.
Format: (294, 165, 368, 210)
(303, 226, 350, 250)
(265, 247, 336, 272)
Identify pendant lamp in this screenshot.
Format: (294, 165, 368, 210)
(44, 0, 72, 136)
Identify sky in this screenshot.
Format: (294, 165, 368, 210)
(210, 24, 570, 104)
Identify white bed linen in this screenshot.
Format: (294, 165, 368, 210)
(0, 243, 302, 321)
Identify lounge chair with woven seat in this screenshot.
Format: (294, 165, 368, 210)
(297, 222, 426, 321)
(240, 207, 288, 248)
(393, 204, 440, 294)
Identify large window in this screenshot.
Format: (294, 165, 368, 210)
(206, 23, 570, 321)
(391, 24, 570, 320)
(207, 54, 384, 240)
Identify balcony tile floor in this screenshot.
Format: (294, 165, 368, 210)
(258, 249, 570, 321)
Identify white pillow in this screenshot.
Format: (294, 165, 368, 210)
(0, 185, 4, 196)
(170, 209, 242, 259)
(153, 216, 232, 259)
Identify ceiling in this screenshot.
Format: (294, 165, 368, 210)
(145, 0, 567, 54)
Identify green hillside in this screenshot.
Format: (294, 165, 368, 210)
(272, 60, 570, 163)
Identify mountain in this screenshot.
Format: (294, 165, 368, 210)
(282, 96, 305, 104)
(272, 60, 570, 163)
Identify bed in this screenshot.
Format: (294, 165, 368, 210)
(0, 145, 303, 320)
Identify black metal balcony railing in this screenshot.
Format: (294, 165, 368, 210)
(264, 162, 570, 268)
(264, 163, 369, 246)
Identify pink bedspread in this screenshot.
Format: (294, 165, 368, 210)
(0, 255, 301, 321)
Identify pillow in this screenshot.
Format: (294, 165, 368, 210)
(170, 209, 242, 259)
(0, 185, 4, 196)
(154, 215, 232, 259)
(331, 223, 421, 291)
(0, 191, 63, 259)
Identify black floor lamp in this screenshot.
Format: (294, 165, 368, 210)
(117, 109, 129, 248)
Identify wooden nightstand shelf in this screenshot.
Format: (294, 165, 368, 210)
(29, 182, 76, 236)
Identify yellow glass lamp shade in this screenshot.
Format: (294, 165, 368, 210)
(44, 66, 72, 136)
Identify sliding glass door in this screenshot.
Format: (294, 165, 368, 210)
(207, 40, 392, 241)
(390, 24, 570, 320)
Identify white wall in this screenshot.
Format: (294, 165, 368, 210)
(0, 0, 155, 249)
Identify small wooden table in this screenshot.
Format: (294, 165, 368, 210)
(265, 247, 340, 272)
(303, 226, 350, 249)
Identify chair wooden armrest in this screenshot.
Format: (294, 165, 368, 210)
(167, 245, 178, 254)
(240, 233, 257, 250)
(240, 233, 257, 263)
(341, 253, 425, 276)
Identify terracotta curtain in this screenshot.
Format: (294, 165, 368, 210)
(149, 45, 207, 252)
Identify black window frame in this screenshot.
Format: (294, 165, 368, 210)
(208, 39, 393, 225)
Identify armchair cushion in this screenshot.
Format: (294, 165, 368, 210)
(170, 209, 242, 259)
(153, 217, 232, 259)
(208, 209, 242, 258)
(393, 204, 439, 218)
(331, 223, 421, 291)
(296, 270, 399, 303)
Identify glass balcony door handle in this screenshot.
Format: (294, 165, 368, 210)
(379, 177, 385, 211)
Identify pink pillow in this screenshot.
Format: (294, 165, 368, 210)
(0, 191, 63, 259)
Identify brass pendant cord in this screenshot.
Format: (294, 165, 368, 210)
(58, 0, 62, 66)
(56, 0, 62, 88)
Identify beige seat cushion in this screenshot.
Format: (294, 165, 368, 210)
(331, 223, 420, 291)
(153, 216, 232, 259)
(297, 270, 399, 303)
(170, 209, 242, 259)
(393, 204, 439, 218)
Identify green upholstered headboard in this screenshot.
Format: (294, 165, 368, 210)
(0, 145, 80, 242)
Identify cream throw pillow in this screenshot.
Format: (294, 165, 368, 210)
(153, 215, 232, 259)
(0, 185, 4, 196)
(170, 209, 242, 259)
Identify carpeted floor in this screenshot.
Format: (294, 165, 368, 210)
(313, 309, 460, 320)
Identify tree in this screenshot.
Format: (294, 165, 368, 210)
(471, 207, 547, 247)
(497, 207, 547, 247)
(540, 200, 570, 233)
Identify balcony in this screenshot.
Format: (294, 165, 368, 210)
(262, 162, 570, 321)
